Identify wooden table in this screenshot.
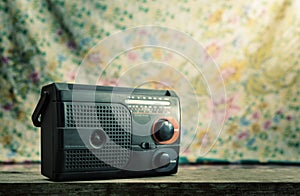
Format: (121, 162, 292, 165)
(0, 164, 299, 195)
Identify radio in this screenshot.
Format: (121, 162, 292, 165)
(32, 83, 180, 181)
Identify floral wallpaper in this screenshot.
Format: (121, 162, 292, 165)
(0, 0, 299, 163)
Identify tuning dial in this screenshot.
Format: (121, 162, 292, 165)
(153, 152, 170, 168)
(152, 118, 179, 144)
(154, 120, 174, 141)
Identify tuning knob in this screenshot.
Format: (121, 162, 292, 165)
(152, 118, 179, 144)
(154, 120, 174, 142)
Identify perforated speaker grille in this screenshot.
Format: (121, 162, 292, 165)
(63, 102, 131, 171)
(64, 148, 130, 170)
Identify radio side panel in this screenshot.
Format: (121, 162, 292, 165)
(40, 85, 56, 179)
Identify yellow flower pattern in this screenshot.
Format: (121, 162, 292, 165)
(0, 0, 299, 163)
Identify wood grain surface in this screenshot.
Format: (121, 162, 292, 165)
(0, 164, 299, 195)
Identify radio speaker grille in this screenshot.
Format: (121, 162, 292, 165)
(63, 103, 131, 171)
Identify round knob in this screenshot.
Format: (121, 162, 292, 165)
(153, 120, 174, 142)
(90, 129, 107, 148)
(153, 153, 170, 168)
(152, 117, 180, 144)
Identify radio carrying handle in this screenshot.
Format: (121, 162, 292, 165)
(32, 91, 49, 127)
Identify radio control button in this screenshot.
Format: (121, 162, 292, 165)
(152, 117, 179, 144)
(153, 152, 170, 168)
(153, 120, 174, 142)
(140, 142, 156, 149)
(90, 129, 107, 149)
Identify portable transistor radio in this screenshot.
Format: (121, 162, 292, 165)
(32, 83, 180, 181)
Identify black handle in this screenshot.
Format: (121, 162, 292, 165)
(32, 91, 49, 127)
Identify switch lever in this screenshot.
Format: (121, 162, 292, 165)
(141, 142, 156, 149)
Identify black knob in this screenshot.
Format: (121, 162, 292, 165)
(154, 153, 170, 168)
(153, 120, 174, 142)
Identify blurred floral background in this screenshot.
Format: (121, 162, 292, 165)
(0, 0, 299, 163)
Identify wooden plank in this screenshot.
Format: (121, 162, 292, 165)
(0, 164, 300, 195)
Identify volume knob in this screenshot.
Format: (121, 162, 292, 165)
(153, 152, 170, 168)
